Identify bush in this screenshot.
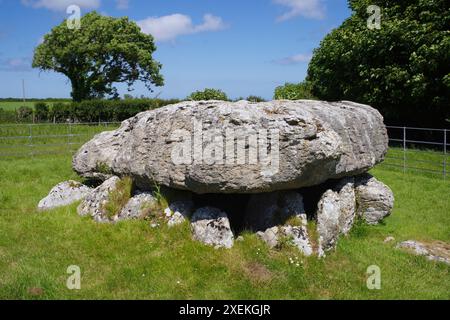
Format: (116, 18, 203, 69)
(70, 98, 179, 122)
(17, 106, 33, 122)
(0, 108, 16, 123)
(246, 95, 266, 102)
(274, 82, 315, 100)
(0, 98, 180, 124)
(49, 102, 72, 122)
(34, 102, 49, 121)
(188, 88, 228, 101)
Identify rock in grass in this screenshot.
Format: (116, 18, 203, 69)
(316, 178, 356, 257)
(191, 207, 234, 248)
(77, 176, 121, 222)
(118, 192, 157, 221)
(73, 100, 388, 194)
(257, 217, 313, 256)
(37, 180, 92, 211)
(165, 200, 195, 227)
(355, 174, 394, 225)
(397, 240, 450, 265)
(281, 223, 313, 257)
(257, 226, 279, 249)
(250, 192, 313, 256)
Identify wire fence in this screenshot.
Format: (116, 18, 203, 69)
(0, 122, 448, 178)
(0, 122, 121, 157)
(383, 126, 448, 178)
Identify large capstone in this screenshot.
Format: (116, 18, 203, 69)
(73, 100, 388, 194)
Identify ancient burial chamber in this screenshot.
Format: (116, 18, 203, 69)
(39, 100, 394, 257)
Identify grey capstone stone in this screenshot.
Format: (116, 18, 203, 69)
(190, 207, 234, 248)
(73, 100, 388, 194)
(38, 180, 92, 210)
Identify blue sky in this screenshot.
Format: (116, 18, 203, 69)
(0, 0, 351, 100)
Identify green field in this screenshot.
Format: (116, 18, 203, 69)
(0, 148, 448, 299)
(0, 100, 70, 111)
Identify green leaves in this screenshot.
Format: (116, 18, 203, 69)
(307, 0, 450, 127)
(274, 82, 316, 100)
(32, 12, 164, 102)
(188, 88, 229, 101)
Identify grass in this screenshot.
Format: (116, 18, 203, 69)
(384, 147, 448, 177)
(0, 154, 448, 299)
(102, 177, 133, 220)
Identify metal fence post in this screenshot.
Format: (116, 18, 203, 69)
(68, 122, 72, 151)
(28, 124, 32, 157)
(403, 126, 406, 173)
(444, 129, 447, 180)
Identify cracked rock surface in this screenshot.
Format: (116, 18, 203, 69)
(73, 100, 388, 194)
(38, 180, 91, 210)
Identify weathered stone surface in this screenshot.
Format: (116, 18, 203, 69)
(281, 215, 313, 256)
(257, 219, 313, 256)
(118, 192, 157, 221)
(397, 240, 450, 265)
(317, 178, 356, 257)
(190, 207, 234, 248)
(250, 192, 313, 256)
(73, 100, 388, 194)
(165, 200, 195, 227)
(77, 176, 120, 222)
(38, 180, 91, 210)
(257, 226, 279, 249)
(355, 174, 394, 224)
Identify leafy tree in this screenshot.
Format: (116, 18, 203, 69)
(307, 0, 450, 126)
(274, 82, 316, 100)
(188, 88, 229, 101)
(34, 102, 49, 121)
(17, 106, 33, 121)
(33, 12, 164, 102)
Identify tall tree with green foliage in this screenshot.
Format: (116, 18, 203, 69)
(33, 12, 164, 102)
(307, 0, 449, 126)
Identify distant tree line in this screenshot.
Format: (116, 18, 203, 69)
(0, 99, 179, 123)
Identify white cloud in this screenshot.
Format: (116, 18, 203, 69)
(137, 13, 227, 42)
(273, 0, 325, 21)
(273, 53, 312, 65)
(21, 0, 100, 11)
(116, 0, 129, 10)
